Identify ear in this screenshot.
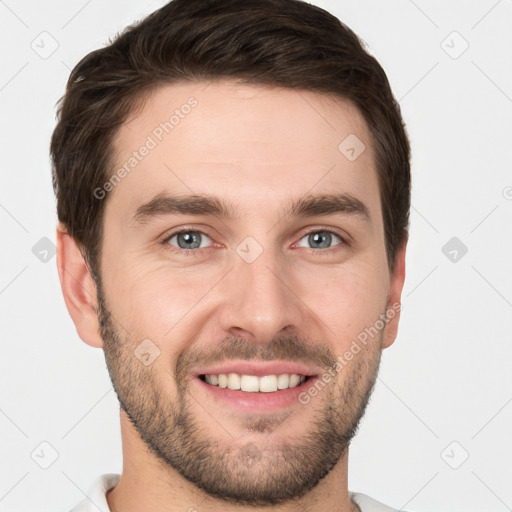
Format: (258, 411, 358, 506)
(56, 224, 104, 348)
(381, 239, 407, 349)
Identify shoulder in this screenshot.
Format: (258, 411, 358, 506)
(350, 491, 409, 512)
(68, 474, 120, 512)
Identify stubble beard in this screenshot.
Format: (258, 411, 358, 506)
(96, 284, 383, 506)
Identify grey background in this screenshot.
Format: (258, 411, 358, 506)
(1, 0, 511, 511)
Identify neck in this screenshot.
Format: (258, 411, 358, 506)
(107, 410, 357, 512)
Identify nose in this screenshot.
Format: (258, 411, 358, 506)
(218, 246, 305, 344)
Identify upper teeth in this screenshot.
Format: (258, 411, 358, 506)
(204, 373, 306, 392)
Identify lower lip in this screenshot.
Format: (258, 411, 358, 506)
(193, 376, 317, 413)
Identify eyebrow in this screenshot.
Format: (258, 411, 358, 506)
(132, 193, 238, 224)
(131, 192, 371, 225)
(286, 193, 370, 222)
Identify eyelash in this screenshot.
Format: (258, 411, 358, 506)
(161, 226, 348, 257)
(162, 228, 214, 257)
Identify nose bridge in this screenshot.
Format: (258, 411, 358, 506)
(219, 241, 303, 342)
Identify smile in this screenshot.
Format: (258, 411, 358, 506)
(193, 361, 319, 412)
(200, 373, 308, 393)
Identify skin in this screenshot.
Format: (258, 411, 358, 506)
(57, 80, 406, 512)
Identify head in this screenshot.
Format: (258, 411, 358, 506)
(52, 0, 410, 506)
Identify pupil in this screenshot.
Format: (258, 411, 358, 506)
(178, 232, 200, 249)
(310, 231, 330, 249)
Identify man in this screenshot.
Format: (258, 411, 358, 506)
(51, 0, 411, 510)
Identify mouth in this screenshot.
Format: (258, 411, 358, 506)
(199, 372, 309, 392)
(191, 362, 320, 413)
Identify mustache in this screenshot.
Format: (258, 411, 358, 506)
(175, 334, 337, 382)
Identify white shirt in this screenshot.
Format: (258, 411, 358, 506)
(69, 474, 407, 512)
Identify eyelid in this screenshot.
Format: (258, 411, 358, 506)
(293, 226, 348, 250)
(168, 231, 212, 248)
(160, 224, 350, 254)
(161, 226, 216, 248)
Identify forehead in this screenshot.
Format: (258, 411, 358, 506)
(107, 80, 380, 224)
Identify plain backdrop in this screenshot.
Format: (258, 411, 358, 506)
(1, 1, 511, 511)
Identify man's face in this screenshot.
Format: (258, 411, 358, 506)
(96, 81, 401, 505)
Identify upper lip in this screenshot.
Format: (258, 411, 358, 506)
(192, 360, 322, 378)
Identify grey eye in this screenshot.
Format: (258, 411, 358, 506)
(297, 231, 342, 249)
(168, 231, 212, 250)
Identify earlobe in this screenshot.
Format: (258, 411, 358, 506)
(56, 224, 104, 348)
(382, 240, 407, 349)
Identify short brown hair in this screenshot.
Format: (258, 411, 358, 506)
(50, 0, 410, 277)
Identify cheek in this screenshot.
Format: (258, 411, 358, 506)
(103, 257, 218, 347)
(102, 242, 390, 358)
(293, 263, 389, 349)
